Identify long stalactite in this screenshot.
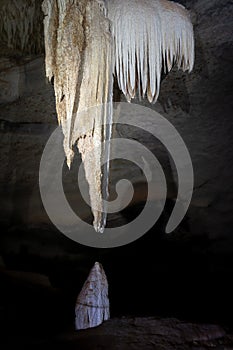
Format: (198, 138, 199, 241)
(42, 0, 113, 232)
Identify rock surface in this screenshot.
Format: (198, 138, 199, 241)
(65, 317, 229, 350)
(0, 56, 46, 103)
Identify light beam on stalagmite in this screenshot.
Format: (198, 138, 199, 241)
(42, 0, 194, 233)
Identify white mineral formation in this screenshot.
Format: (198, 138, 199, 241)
(42, 0, 194, 232)
(108, 0, 194, 103)
(42, 0, 113, 233)
(75, 262, 110, 330)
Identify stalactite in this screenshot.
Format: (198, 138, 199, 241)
(108, 0, 194, 103)
(42, 0, 113, 232)
(42, 0, 194, 233)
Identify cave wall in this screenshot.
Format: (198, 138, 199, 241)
(157, 0, 233, 240)
(0, 0, 44, 55)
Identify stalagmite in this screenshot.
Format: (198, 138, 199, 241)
(75, 262, 110, 330)
(42, 0, 194, 233)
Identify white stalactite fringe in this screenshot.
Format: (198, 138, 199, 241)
(108, 0, 194, 103)
(75, 262, 110, 330)
(42, 0, 113, 232)
(42, 0, 194, 233)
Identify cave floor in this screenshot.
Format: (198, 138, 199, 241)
(1, 264, 233, 350)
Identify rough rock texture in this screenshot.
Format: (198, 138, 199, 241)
(75, 262, 110, 330)
(0, 0, 44, 55)
(0, 56, 45, 103)
(157, 0, 233, 239)
(67, 317, 229, 350)
(42, 0, 113, 232)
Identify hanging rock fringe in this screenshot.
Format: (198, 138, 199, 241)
(108, 0, 194, 103)
(0, 0, 44, 54)
(75, 262, 110, 330)
(42, 0, 194, 232)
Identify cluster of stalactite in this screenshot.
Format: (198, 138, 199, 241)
(0, 0, 44, 54)
(41, 0, 194, 232)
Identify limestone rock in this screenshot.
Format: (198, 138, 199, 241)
(0, 56, 46, 104)
(42, 0, 113, 232)
(0, 0, 44, 54)
(75, 262, 110, 330)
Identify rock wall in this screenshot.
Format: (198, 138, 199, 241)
(157, 0, 233, 239)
